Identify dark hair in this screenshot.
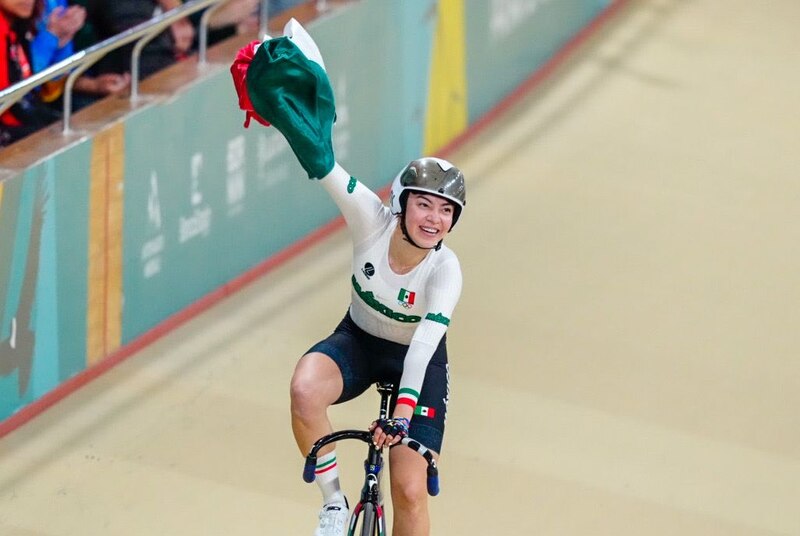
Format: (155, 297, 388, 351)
(32, 0, 44, 26)
(2, 0, 45, 33)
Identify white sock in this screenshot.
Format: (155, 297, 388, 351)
(315, 450, 345, 506)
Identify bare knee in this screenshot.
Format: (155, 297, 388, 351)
(289, 378, 315, 421)
(290, 353, 342, 419)
(290, 367, 318, 409)
(390, 473, 428, 513)
(289, 370, 325, 419)
(389, 446, 434, 526)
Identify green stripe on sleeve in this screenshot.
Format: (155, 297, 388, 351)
(398, 387, 420, 398)
(425, 312, 450, 326)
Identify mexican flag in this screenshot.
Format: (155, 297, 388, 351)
(414, 406, 436, 418)
(230, 18, 335, 179)
(397, 387, 419, 410)
(398, 288, 416, 306)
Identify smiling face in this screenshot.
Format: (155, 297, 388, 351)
(403, 191, 455, 249)
(0, 0, 36, 18)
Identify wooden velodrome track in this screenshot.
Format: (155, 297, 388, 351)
(1, 1, 799, 534)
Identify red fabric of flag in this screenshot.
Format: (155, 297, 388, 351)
(230, 40, 271, 129)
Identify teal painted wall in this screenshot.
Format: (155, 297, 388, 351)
(0, 153, 92, 418)
(465, 0, 611, 123)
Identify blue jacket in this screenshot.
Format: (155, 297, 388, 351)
(31, 0, 74, 73)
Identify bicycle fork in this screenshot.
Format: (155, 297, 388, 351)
(348, 468, 386, 536)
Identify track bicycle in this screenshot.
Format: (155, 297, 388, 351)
(303, 382, 440, 536)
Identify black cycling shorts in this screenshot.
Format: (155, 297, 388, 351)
(306, 311, 449, 453)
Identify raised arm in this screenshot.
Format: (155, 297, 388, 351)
(318, 164, 386, 246)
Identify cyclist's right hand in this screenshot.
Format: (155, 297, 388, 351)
(370, 417, 410, 448)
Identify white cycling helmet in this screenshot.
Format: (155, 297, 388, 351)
(389, 157, 466, 230)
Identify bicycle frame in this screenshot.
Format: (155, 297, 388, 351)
(303, 382, 439, 536)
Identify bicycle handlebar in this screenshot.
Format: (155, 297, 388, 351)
(303, 430, 440, 496)
(303, 430, 370, 483)
(399, 437, 440, 496)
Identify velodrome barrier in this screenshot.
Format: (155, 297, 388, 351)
(0, 0, 617, 429)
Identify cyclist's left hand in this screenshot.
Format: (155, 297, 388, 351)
(370, 417, 409, 448)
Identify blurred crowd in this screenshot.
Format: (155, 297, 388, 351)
(0, 0, 304, 147)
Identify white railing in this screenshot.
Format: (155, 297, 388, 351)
(0, 0, 270, 135)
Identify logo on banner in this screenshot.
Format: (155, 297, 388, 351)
(147, 170, 162, 230)
(141, 170, 164, 278)
(257, 130, 290, 191)
(227, 135, 246, 215)
(179, 152, 212, 244)
(490, 0, 552, 41)
(190, 152, 203, 206)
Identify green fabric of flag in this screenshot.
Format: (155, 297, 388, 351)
(245, 37, 336, 179)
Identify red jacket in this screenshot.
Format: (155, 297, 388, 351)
(0, 10, 32, 127)
(0, 10, 59, 146)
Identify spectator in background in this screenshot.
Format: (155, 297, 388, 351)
(0, 0, 61, 146)
(84, 0, 194, 79)
(269, 0, 305, 16)
(31, 0, 84, 73)
(32, 0, 130, 110)
(191, 0, 259, 49)
(190, 0, 308, 51)
(68, 0, 96, 50)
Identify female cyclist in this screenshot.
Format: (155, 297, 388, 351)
(230, 20, 465, 536)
